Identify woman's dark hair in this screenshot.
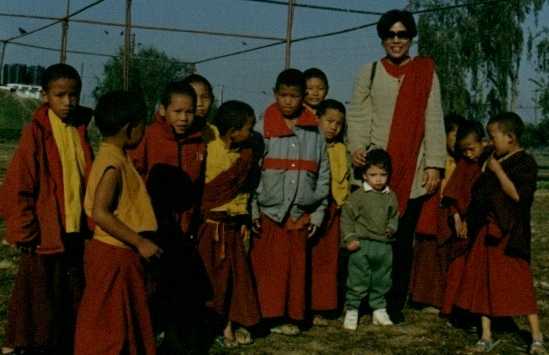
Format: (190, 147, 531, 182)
(376, 9, 417, 39)
(41, 63, 82, 92)
(94, 91, 146, 137)
(160, 81, 197, 110)
(274, 68, 306, 95)
(316, 99, 346, 142)
(303, 67, 329, 89)
(213, 100, 255, 137)
(357, 148, 392, 177)
(180, 73, 214, 99)
(456, 119, 485, 144)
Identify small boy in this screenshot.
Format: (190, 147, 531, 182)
(341, 148, 399, 330)
(0, 63, 94, 355)
(74, 91, 160, 355)
(250, 68, 330, 335)
(453, 113, 544, 353)
(303, 67, 329, 114)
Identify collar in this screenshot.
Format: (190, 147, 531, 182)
(363, 181, 391, 193)
(263, 102, 318, 138)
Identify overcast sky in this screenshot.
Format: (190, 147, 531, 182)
(1, 0, 548, 121)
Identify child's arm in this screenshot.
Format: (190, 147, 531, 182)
(93, 166, 161, 259)
(309, 139, 331, 233)
(340, 198, 360, 251)
(386, 192, 399, 237)
(487, 156, 520, 202)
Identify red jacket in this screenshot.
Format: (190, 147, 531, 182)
(0, 104, 94, 254)
(129, 115, 211, 235)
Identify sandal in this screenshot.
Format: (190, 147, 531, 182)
(235, 327, 253, 345)
(270, 323, 300, 336)
(214, 335, 239, 348)
(531, 340, 547, 354)
(467, 339, 501, 353)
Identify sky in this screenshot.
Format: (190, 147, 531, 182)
(1, 0, 548, 121)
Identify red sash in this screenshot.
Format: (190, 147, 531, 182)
(384, 57, 435, 215)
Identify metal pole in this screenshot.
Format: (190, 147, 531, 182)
(284, 0, 295, 69)
(60, 0, 70, 63)
(123, 0, 132, 90)
(0, 41, 6, 85)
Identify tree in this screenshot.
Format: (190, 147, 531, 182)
(94, 47, 195, 118)
(412, 0, 547, 120)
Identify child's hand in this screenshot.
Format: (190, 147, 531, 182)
(241, 225, 250, 242)
(385, 228, 395, 238)
(487, 155, 503, 174)
(308, 224, 318, 238)
(422, 168, 441, 194)
(346, 240, 360, 252)
(453, 213, 468, 239)
(136, 238, 163, 260)
(252, 219, 261, 234)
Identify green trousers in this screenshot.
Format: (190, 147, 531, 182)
(345, 239, 393, 310)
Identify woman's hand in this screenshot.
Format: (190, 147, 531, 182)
(352, 148, 367, 167)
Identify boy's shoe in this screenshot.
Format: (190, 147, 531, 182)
(531, 339, 547, 354)
(343, 309, 359, 330)
(373, 308, 394, 326)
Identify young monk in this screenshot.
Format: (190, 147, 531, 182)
(74, 91, 161, 355)
(303, 68, 329, 114)
(310, 99, 350, 326)
(198, 100, 260, 348)
(453, 113, 545, 354)
(251, 68, 330, 336)
(0, 64, 94, 355)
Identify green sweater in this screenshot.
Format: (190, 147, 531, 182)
(340, 187, 399, 245)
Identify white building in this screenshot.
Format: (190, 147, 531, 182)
(0, 83, 41, 100)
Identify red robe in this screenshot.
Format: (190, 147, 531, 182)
(198, 147, 261, 327)
(454, 151, 538, 316)
(0, 104, 94, 352)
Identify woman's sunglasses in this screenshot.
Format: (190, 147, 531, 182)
(382, 30, 411, 40)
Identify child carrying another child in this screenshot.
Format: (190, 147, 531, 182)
(74, 91, 161, 355)
(198, 100, 260, 348)
(310, 99, 350, 325)
(251, 68, 330, 336)
(453, 113, 545, 354)
(341, 148, 399, 330)
(0, 64, 94, 355)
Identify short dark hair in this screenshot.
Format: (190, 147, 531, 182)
(444, 112, 467, 134)
(41, 63, 82, 92)
(316, 99, 346, 142)
(487, 112, 525, 141)
(274, 68, 306, 95)
(376, 9, 417, 39)
(456, 119, 485, 144)
(358, 148, 392, 177)
(303, 67, 329, 89)
(213, 100, 255, 137)
(160, 81, 197, 110)
(180, 74, 214, 99)
(94, 91, 146, 137)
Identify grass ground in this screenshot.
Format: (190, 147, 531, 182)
(0, 142, 548, 354)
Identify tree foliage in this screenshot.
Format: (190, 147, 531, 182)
(94, 47, 195, 118)
(413, 0, 547, 120)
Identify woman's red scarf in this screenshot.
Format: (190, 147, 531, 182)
(383, 56, 435, 215)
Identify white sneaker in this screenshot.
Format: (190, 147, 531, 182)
(372, 308, 393, 326)
(343, 309, 359, 330)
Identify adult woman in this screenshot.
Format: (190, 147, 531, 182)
(346, 9, 446, 323)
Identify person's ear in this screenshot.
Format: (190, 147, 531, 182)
(158, 104, 167, 117)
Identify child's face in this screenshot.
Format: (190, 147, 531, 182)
(487, 122, 515, 157)
(458, 133, 484, 161)
(230, 116, 254, 144)
(363, 164, 389, 191)
(446, 125, 458, 155)
(304, 77, 327, 108)
(160, 94, 195, 136)
(274, 84, 303, 118)
(126, 120, 146, 149)
(42, 78, 80, 119)
(190, 82, 212, 119)
(319, 108, 344, 142)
